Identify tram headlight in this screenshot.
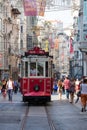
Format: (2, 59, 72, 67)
(34, 85, 40, 92)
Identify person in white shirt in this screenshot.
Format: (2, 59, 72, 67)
(30, 67, 36, 76)
(80, 78, 87, 112)
(75, 79, 80, 103)
(6, 77, 14, 102)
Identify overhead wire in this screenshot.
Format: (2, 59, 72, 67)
(0, 0, 79, 13)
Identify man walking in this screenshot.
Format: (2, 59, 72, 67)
(6, 77, 14, 102)
(80, 78, 87, 112)
(63, 76, 70, 99)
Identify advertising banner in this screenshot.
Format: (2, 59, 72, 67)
(37, 0, 46, 16)
(70, 37, 74, 54)
(23, 0, 37, 16)
(54, 38, 59, 49)
(44, 40, 49, 52)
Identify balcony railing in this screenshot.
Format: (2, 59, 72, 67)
(79, 42, 87, 52)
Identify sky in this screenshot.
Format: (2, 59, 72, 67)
(44, 10, 73, 27)
(43, 9, 73, 35)
(43, 0, 74, 28)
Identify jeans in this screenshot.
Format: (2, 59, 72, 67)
(75, 96, 79, 103)
(65, 89, 69, 99)
(8, 89, 13, 101)
(75, 91, 80, 103)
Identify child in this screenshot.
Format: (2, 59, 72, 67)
(58, 79, 63, 100)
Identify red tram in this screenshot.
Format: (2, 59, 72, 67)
(19, 47, 53, 103)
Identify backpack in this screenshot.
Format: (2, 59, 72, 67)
(54, 84, 58, 90)
(14, 81, 18, 87)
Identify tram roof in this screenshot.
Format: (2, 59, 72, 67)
(25, 47, 49, 56)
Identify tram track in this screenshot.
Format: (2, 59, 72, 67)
(20, 103, 56, 130)
(45, 106, 56, 130)
(20, 104, 29, 130)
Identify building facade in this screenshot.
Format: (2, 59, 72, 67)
(72, 0, 87, 78)
(0, 0, 21, 79)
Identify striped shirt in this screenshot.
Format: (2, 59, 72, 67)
(81, 83, 87, 94)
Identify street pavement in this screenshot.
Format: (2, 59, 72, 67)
(0, 91, 82, 111)
(0, 92, 86, 130)
(0, 91, 22, 103)
(51, 93, 82, 110)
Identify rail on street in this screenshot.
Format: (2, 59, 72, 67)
(0, 92, 87, 130)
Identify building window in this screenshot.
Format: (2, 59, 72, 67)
(0, 36, 2, 50)
(0, 3, 2, 14)
(0, 18, 2, 32)
(32, 17, 35, 26)
(30, 16, 36, 26)
(74, 51, 79, 58)
(21, 26, 23, 33)
(20, 39, 23, 48)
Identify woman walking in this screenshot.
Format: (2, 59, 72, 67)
(80, 78, 87, 112)
(69, 78, 75, 103)
(75, 79, 80, 103)
(6, 77, 14, 102)
(1, 79, 7, 99)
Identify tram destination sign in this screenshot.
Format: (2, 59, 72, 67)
(25, 47, 49, 56)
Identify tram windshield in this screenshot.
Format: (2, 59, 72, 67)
(37, 62, 44, 76)
(20, 58, 52, 77)
(30, 63, 36, 76)
(30, 62, 44, 76)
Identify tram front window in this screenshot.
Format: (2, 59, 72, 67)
(37, 62, 44, 76)
(30, 63, 36, 76)
(25, 62, 28, 77)
(30, 62, 44, 76)
(21, 61, 24, 77)
(46, 62, 48, 77)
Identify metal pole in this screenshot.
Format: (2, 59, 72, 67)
(82, 52, 84, 76)
(80, 0, 84, 76)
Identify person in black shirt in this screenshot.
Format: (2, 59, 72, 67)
(1, 79, 7, 99)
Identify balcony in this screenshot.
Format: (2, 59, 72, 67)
(79, 9, 83, 16)
(79, 42, 87, 52)
(11, 8, 21, 15)
(8, 17, 12, 24)
(3, 16, 12, 24)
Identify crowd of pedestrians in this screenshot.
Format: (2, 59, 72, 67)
(53, 75, 87, 112)
(0, 76, 19, 102)
(0, 74, 87, 112)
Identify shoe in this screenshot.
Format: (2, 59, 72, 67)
(84, 108, 86, 112)
(75, 100, 77, 104)
(84, 109, 86, 112)
(81, 108, 84, 112)
(69, 101, 72, 103)
(81, 108, 86, 112)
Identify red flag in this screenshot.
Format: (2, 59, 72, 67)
(49, 35, 54, 49)
(37, 0, 46, 16)
(70, 38, 74, 53)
